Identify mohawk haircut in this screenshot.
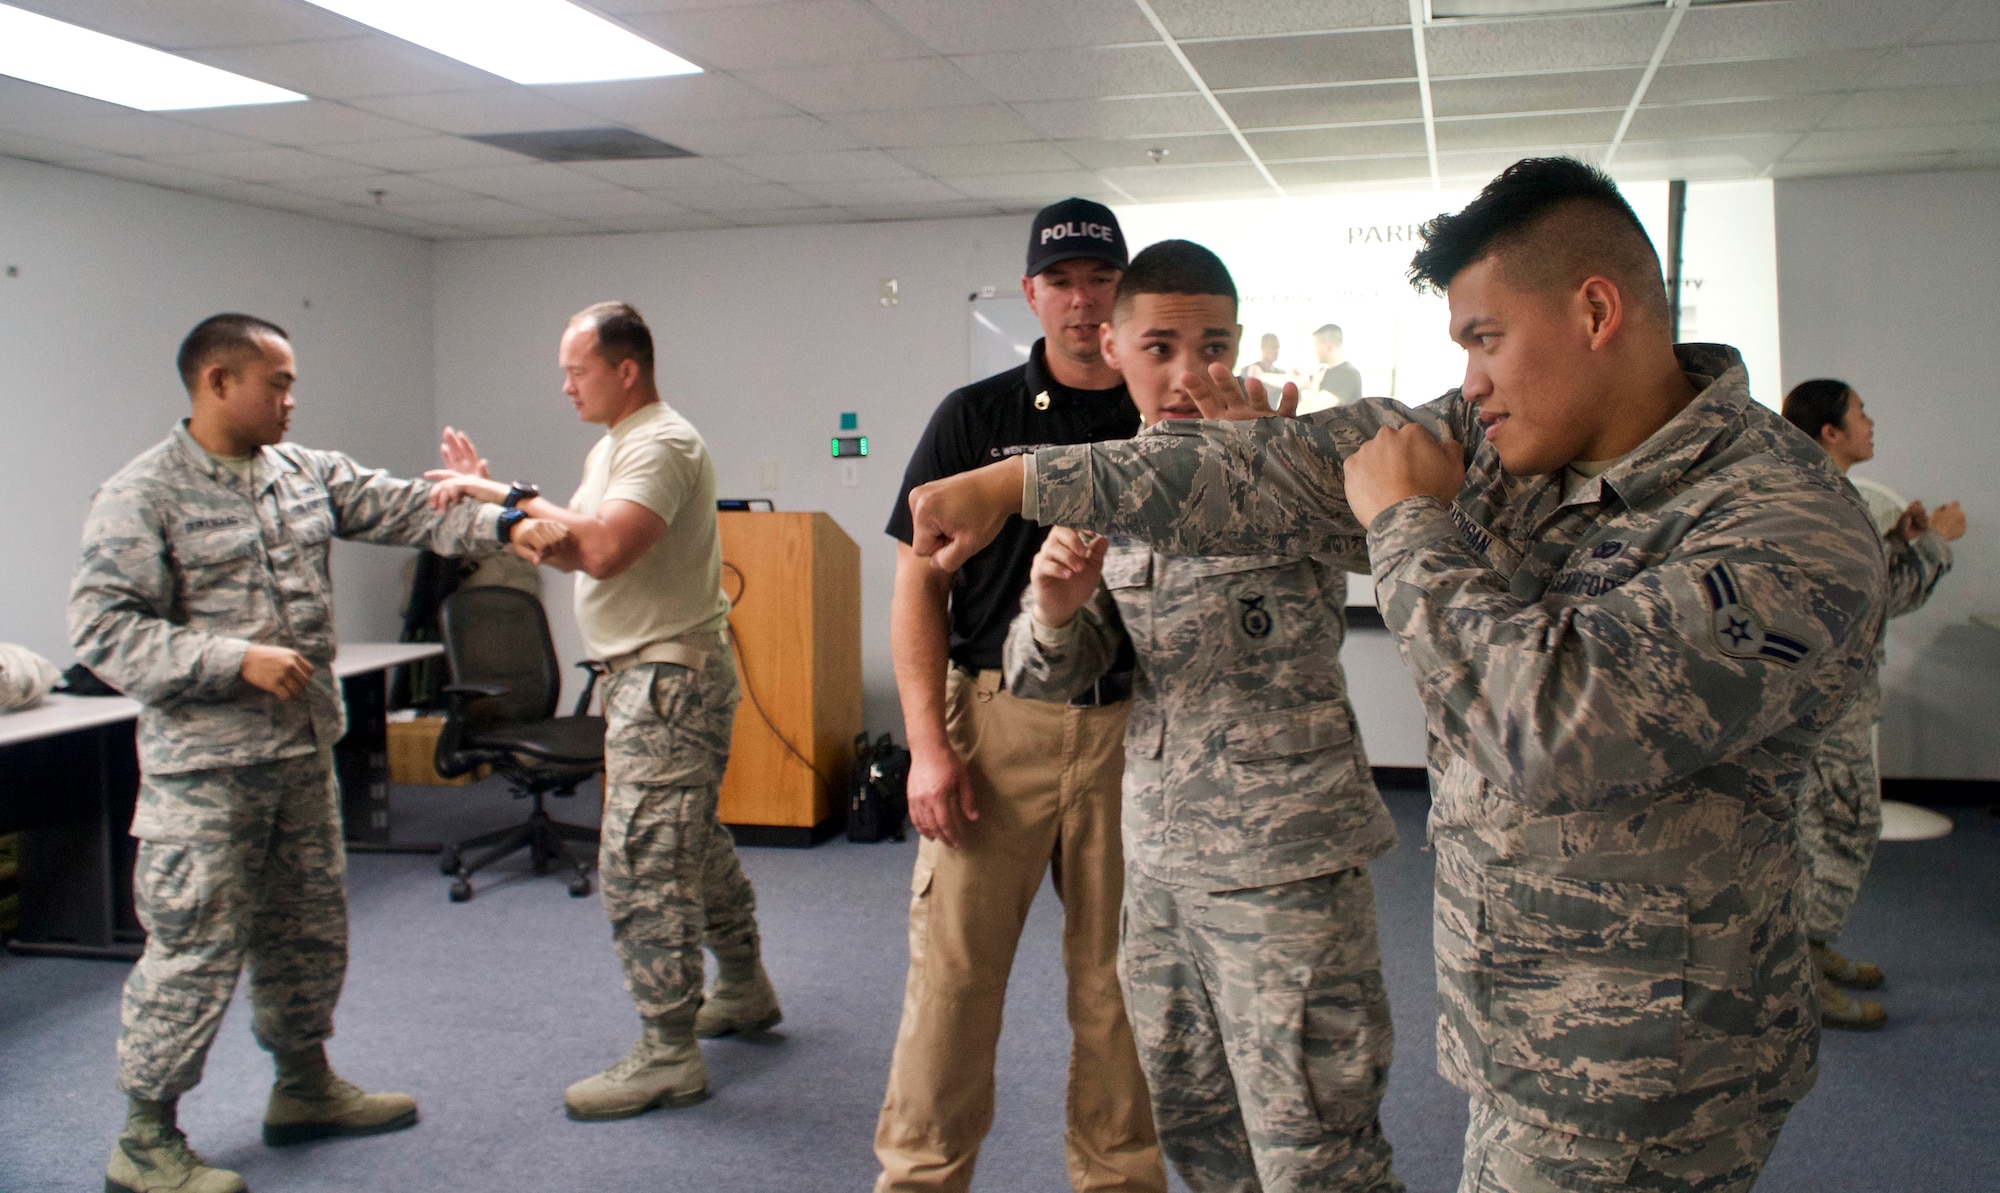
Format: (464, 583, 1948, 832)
(177, 313, 289, 393)
(1113, 239, 1237, 321)
(1782, 378, 1857, 444)
(570, 301, 655, 376)
(1407, 157, 1669, 324)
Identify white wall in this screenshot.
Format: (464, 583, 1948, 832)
(0, 156, 439, 672)
(1776, 169, 2000, 780)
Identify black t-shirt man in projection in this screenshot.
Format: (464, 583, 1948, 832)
(874, 199, 1163, 1193)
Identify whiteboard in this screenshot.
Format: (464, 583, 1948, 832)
(967, 294, 1040, 383)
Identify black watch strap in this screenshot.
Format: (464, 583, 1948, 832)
(503, 481, 539, 509)
(497, 507, 527, 543)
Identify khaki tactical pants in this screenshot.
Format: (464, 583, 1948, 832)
(1120, 867, 1401, 1193)
(1460, 1097, 1790, 1193)
(118, 746, 347, 1101)
(874, 668, 1164, 1193)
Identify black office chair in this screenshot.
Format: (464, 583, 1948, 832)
(433, 586, 606, 903)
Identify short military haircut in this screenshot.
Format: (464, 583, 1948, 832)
(570, 301, 655, 376)
(177, 313, 289, 393)
(1313, 323, 1343, 345)
(1112, 239, 1237, 321)
(1782, 378, 1856, 443)
(1407, 157, 1669, 324)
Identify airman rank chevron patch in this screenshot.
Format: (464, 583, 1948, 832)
(1701, 563, 1808, 667)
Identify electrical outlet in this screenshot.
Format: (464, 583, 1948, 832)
(758, 461, 779, 490)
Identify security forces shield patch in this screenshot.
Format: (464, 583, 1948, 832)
(1702, 563, 1808, 666)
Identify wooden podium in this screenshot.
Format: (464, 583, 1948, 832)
(716, 511, 862, 846)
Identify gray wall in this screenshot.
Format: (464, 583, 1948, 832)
(0, 156, 439, 670)
(1776, 169, 2000, 780)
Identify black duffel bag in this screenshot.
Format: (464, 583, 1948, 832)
(847, 732, 910, 843)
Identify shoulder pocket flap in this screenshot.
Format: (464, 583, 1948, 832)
(1483, 867, 1687, 960)
(1226, 700, 1352, 761)
(1101, 548, 1152, 590)
(174, 526, 257, 568)
(1186, 553, 1293, 578)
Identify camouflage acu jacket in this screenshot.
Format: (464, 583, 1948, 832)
(69, 422, 501, 776)
(1002, 443, 1396, 890)
(1022, 345, 1887, 1143)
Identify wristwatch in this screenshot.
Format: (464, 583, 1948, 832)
(502, 481, 540, 509)
(497, 507, 527, 543)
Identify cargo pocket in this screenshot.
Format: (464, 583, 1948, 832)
(1479, 866, 1688, 1108)
(1226, 701, 1358, 844)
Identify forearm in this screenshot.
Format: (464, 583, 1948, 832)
(890, 562, 955, 757)
(1001, 590, 1120, 704)
(70, 605, 248, 704)
(517, 497, 635, 579)
(1885, 531, 1952, 618)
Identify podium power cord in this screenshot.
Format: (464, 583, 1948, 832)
(721, 561, 834, 791)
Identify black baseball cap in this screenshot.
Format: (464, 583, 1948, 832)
(1026, 197, 1127, 277)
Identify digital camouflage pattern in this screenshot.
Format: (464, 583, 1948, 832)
(1797, 511, 1952, 942)
(1024, 345, 1888, 1146)
(117, 748, 346, 1100)
(1459, 1093, 1786, 1193)
(69, 422, 501, 778)
(1002, 456, 1396, 890)
(597, 645, 760, 1022)
(1120, 867, 1401, 1193)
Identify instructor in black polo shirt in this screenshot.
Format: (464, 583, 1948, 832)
(875, 200, 1164, 1193)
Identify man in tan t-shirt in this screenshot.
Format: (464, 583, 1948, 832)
(430, 302, 778, 1121)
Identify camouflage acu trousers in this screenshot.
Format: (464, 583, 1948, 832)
(1797, 701, 1880, 943)
(1119, 866, 1401, 1193)
(117, 746, 347, 1101)
(598, 649, 759, 1022)
(1460, 1096, 1789, 1193)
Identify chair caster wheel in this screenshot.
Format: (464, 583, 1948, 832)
(449, 880, 473, 903)
(568, 877, 591, 898)
(439, 851, 460, 876)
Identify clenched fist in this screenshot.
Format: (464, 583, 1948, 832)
(242, 644, 312, 700)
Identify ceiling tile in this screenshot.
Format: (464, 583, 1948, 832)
(842, 200, 1007, 221)
(788, 177, 967, 205)
(1645, 51, 1892, 104)
(821, 105, 1043, 148)
(0, 127, 116, 165)
(0, 76, 135, 124)
(1218, 82, 1421, 129)
(390, 196, 559, 226)
(163, 102, 429, 147)
(69, 156, 221, 190)
(1607, 133, 1793, 174)
(1624, 95, 1840, 140)
(179, 36, 500, 100)
(726, 148, 923, 183)
(1823, 83, 2000, 130)
(1915, 0, 2000, 45)
(661, 181, 826, 211)
(725, 206, 854, 226)
(186, 180, 359, 216)
(628, 115, 863, 155)
(348, 91, 604, 136)
(7, 0, 360, 49)
(1100, 162, 1273, 200)
(933, 170, 1117, 201)
(415, 162, 622, 199)
(513, 190, 690, 219)
(151, 146, 380, 184)
(1784, 122, 2000, 161)
(1433, 110, 1621, 153)
(1667, 0, 1956, 64)
(1181, 30, 1416, 90)
(1431, 69, 1643, 119)
(888, 141, 1083, 175)
(533, 74, 796, 125)
(585, 212, 734, 234)
(314, 135, 532, 172)
(1057, 134, 1246, 169)
(1012, 95, 1226, 139)
(1150, 0, 1408, 40)
(1249, 122, 1428, 161)
(623, 1, 934, 70)
(1423, 11, 1667, 78)
(281, 172, 478, 207)
(1866, 42, 2000, 90)
(868, 0, 1157, 55)
(1270, 155, 1435, 190)
(563, 157, 764, 189)
(737, 56, 991, 113)
(948, 45, 1190, 103)
(0, 115, 266, 157)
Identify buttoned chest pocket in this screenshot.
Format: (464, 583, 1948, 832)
(1224, 699, 1358, 844)
(279, 487, 335, 548)
(171, 527, 260, 620)
(1101, 542, 1153, 648)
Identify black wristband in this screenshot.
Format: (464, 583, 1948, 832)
(497, 507, 527, 543)
(503, 482, 539, 509)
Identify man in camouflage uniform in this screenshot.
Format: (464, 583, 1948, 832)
(70, 314, 559, 1193)
(1002, 240, 1404, 1193)
(905, 159, 1887, 1191)
(429, 302, 775, 1122)
(1782, 379, 1962, 1029)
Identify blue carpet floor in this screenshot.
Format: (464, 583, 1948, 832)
(2, 783, 1995, 1192)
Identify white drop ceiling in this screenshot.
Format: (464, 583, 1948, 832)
(0, 0, 1993, 239)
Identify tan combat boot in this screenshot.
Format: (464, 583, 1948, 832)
(694, 944, 783, 1039)
(1818, 972, 1888, 1031)
(262, 1045, 419, 1146)
(1811, 939, 1885, 990)
(564, 1010, 708, 1121)
(106, 1098, 247, 1193)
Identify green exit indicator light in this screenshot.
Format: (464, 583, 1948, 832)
(832, 435, 868, 458)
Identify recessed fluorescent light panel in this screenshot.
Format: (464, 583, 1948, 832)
(0, 4, 305, 111)
(298, 0, 702, 85)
